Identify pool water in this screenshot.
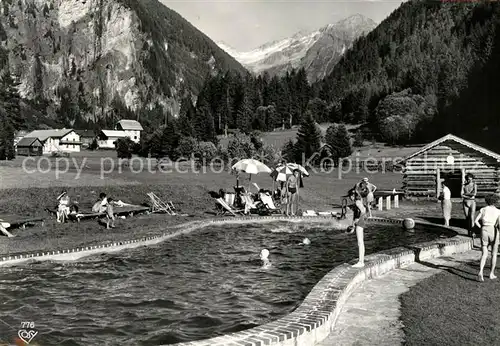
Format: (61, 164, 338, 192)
(0, 221, 452, 345)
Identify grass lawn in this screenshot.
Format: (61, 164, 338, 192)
(400, 260, 500, 345)
(0, 150, 407, 255)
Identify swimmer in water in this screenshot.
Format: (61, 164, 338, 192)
(260, 249, 271, 267)
(302, 238, 311, 245)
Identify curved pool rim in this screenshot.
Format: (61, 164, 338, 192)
(0, 216, 471, 346)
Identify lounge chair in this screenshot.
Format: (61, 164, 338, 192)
(259, 193, 282, 214)
(0, 215, 44, 229)
(215, 198, 244, 216)
(241, 193, 260, 215)
(224, 193, 236, 207)
(147, 192, 176, 215)
(46, 205, 150, 222)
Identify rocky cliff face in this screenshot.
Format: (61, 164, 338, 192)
(218, 14, 376, 83)
(301, 15, 377, 82)
(0, 0, 246, 127)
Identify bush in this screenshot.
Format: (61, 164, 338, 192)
(195, 141, 217, 165)
(353, 131, 364, 147)
(254, 144, 279, 166)
(227, 133, 256, 161)
(175, 136, 198, 159)
(115, 138, 135, 159)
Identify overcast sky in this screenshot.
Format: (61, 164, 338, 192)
(162, 0, 406, 51)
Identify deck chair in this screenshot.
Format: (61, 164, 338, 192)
(215, 198, 244, 216)
(147, 192, 176, 215)
(259, 193, 282, 214)
(224, 193, 236, 207)
(0, 222, 14, 237)
(241, 193, 259, 215)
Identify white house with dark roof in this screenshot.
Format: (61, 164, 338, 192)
(114, 120, 143, 143)
(97, 130, 129, 149)
(24, 129, 81, 154)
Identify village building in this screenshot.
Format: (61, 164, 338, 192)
(75, 130, 97, 148)
(97, 130, 129, 149)
(16, 137, 43, 156)
(14, 130, 28, 151)
(23, 129, 81, 154)
(402, 134, 500, 198)
(114, 120, 143, 143)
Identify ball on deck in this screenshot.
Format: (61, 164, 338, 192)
(403, 218, 415, 230)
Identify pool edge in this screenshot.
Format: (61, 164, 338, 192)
(0, 216, 471, 346)
(170, 217, 471, 346)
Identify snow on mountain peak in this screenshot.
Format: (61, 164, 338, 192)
(217, 14, 376, 78)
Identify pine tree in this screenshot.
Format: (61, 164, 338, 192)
(282, 139, 298, 163)
(295, 111, 321, 165)
(325, 124, 352, 163)
(161, 122, 180, 160)
(236, 93, 253, 134)
(0, 71, 22, 160)
(194, 98, 216, 143)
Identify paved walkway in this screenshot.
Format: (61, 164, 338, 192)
(318, 249, 481, 346)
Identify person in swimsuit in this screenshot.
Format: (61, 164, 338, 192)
(286, 170, 300, 216)
(56, 191, 70, 223)
(474, 193, 500, 281)
(105, 197, 116, 229)
(461, 173, 477, 237)
(347, 189, 366, 268)
(440, 179, 452, 226)
(357, 177, 377, 217)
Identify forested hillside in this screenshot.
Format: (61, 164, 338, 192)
(0, 0, 246, 132)
(317, 0, 500, 148)
(194, 1, 500, 151)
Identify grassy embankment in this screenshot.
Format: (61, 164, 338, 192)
(0, 130, 416, 254)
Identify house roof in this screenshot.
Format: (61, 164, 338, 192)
(25, 129, 75, 142)
(403, 134, 500, 162)
(116, 119, 143, 131)
(100, 130, 128, 138)
(75, 129, 96, 138)
(16, 137, 42, 147)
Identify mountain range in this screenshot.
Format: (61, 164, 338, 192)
(217, 14, 377, 82)
(0, 0, 246, 128)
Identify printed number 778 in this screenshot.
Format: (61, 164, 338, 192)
(20, 322, 35, 329)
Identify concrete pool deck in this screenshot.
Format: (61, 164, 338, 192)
(318, 248, 480, 346)
(0, 210, 474, 346)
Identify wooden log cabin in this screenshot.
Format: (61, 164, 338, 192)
(402, 134, 500, 198)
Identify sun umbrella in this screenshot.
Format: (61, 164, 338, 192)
(231, 159, 272, 188)
(271, 163, 309, 182)
(271, 163, 309, 215)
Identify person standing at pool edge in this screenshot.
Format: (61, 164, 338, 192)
(461, 173, 477, 237)
(347, 189, 366, 268)
(474, 193, 500, 281)
(286, 169, 300, 216)
(439, 179, 452, 226)
(358, 177, 376, 217)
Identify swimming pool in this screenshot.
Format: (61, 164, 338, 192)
(0, 220, 453, 345)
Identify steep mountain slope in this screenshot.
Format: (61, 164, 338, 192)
(218, 30, 321, 75)
(0, 0, 246, 128)
(315, 1, 500, 148)
(301, 14, 377, 82)
(218, 14, 376, 82)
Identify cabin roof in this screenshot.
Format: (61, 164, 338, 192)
(16, 137, 42, 147)
(24, 129, 75, 142)
(404, 134, 500, 162)
(100, 130, 128, 138)
(75, 129, 96, 138)
(116, 120, 143, 131)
